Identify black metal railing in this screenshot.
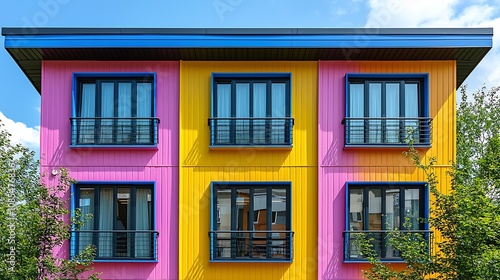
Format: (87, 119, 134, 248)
(70, 117, 160, 145)
(342, 117, 432, 146)
(343, 230, 433, 261)
(70, 230, 159, 260)
(208, 117, 294, 146)
(209, 230, 294, 261)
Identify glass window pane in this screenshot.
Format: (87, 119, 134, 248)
(271, 188, 287, 257)
(253, 83, 267, 144)
(79, 84, 96, 144)
(271, 83, 286, 143)
(236, 189, 250, 257)
(368, 188, 382, 230)
(135, 188, 152, 258)
(405, 188, 420, 229)
(216, 189, 231, 257)
(385, 188, 400, 230)
(253, 188, 267, 257)
(349, 83, 364, 143)
(368, 188, 382, 257)
(405, 83, 420, 142)
(216, 84, 231, 144)
(78, 188, 94, 254)
(368, 83, 382, 143)
(116, 188, 130, 257)
(136, 82, 153, 143)
(81, 84, 96, 117)
(236, 83, 250, 144)
(349, 188, 364, 230)
(117, 83, 132, 143)
(98, 188, 114, 258)
(136, 83, 152, 117)
(386, 83, 400, 143)
(100, 83, 115, 144)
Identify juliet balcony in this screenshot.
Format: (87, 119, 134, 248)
(343, 230, 433, 262)
(342, 117, 433, 147)
(208, 117, 294, 147)
(209, 230, 294, 261)
(70, 230, 159, 261)
(70, 117, 160, 146)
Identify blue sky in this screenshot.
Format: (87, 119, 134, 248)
(0, 0, 499, 153)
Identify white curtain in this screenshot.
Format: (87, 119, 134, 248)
(136, 83, 152, 143)
(100, 83, 114, 143)
(405, 84, 419, 142)
(117, 83, 132, 143)
(98, 188, 113, 258)
(235, 83, 250, 144)
(386, 83, 400, 143)
(78, 189, 94, 254)
(79, 84, 96, 143)
(216, 84, 231, 143)
(349, 84, 364, 143)
(135, 189, 152, 258)
(253, 83, 267, 143)
(271, 83, 286, 143)
(368, 83, 382, 143)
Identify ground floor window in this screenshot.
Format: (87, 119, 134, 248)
(210, 182, 293, 261)
(71, 183, 157, 260)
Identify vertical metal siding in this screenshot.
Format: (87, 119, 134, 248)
(41, 61, 179, 280)
(317, 61, 456, 279)
(179, 61, 318, 279)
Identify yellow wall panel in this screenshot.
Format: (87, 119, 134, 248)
(179, 61, 318, 279)
(179, 167, 318, 280)
(179, 61, 318, 168)
(355, 61, 457, 167)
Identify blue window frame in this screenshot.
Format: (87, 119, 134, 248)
(209, 182, 293, 262)
(70, 182, 158, 261)
(209, 73, 293, 147)
(71, 73, 159, 147)
(343, 74, 431, 147)
(344, 182, 431, 262)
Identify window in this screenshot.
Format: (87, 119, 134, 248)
(210, 182, 293, 261)
(70, 183, 158, 261)
(71, 74, 159, 146)
(209, 74, 293, 147)
(343, 74, 431, 146)
(344, 182, 431, 262)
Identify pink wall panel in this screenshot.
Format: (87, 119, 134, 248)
(317, 61, 453, 279)
(40, 61, 179, 167)
(41, 61, 179, 279)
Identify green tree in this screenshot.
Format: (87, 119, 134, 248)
(0, 120, 99, 279)
(356, 85, 500, 279)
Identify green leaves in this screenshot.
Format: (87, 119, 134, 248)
(357, 85, 500, 279)
(0, 120, 99, 279)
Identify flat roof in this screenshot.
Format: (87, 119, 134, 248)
(2, 27, 493, 93)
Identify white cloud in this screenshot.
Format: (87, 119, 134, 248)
(364, 0, 500, 92)
(0, 111, 40, 151)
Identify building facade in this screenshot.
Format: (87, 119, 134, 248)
(2, 27, 492, 279)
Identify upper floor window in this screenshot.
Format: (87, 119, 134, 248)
(343, 74, 432, 147)
(343, 182, 431, 262)
(70, 183, 158, 261)
(71, 74, 159, 146)
(209, 73, 293, 147)
(209, 182, 293, 262)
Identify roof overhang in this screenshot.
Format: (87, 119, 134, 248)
(2, 27, 493, 93)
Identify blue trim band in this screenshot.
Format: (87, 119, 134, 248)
(212, 73, 291, 79)
(5, 34, 493, 49)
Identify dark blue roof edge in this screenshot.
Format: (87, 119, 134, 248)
(1, 27, 494, 36)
